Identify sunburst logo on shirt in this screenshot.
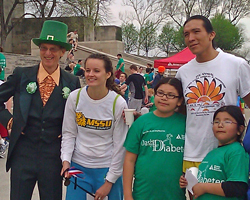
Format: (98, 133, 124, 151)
(185, 78, 225, 104)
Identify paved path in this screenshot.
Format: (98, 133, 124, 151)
(0, 155, 66, 200)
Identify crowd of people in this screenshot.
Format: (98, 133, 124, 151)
(0, 14, 250, 200)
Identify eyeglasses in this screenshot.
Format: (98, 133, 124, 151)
(39, 46, 61, 53)
(156, 91, 179, 99)
(212, 120, 237, 126)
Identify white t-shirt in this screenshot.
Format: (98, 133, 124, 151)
(61, 86, 128, 183)
(68, 32, 78, 41)
(176, 51, 250, 162)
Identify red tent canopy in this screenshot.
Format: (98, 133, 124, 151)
(154, 47, 196, 69)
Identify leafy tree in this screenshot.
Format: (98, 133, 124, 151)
(0, 0, 37, 48)
(120, 0, 166, 55)
(158, 23, 178, 56)
(173, 26, 186, 50)
(163, 0, 250, 27)
(25, 0, 58, 20)
(62, 0, 112, 40)
(138, 20, 157, 57)
(62, 0, 112, 26)
(211, 14, 244, 50)
(121, 23, 138, 53)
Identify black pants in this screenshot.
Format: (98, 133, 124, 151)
(75, 69, 85, 76)
(10, 135, 62, 200)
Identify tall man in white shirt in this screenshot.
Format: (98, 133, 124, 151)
(176, 15, 250, 172)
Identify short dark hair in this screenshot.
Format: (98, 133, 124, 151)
(130, 64, 137, 71)
(120, 72, 127, 79)
(117, 54, 122, 57)
(146, 68, 151, 73)
(183, 15, 216, 49)
(78, 60, 82, 63)
(147, 63, 152, 68)
(213, 105, 245, 142)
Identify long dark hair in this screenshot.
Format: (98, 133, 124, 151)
(84, 53, 121, 95)
(213, 105, 245, 142)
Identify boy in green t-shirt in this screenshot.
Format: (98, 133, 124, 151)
(144, 68, 153, 89)
(116, 54, 125, 72)
(73, 59, 84, 76)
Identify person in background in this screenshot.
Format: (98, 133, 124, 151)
(67, 39, 75, 63)
(125, 65, 148, 112)
(0, 46, 6, 81)
(145, 88, 156, 112)
(138, 67, 144, 76)
(67, 29, 78, 51)
(65, 61, 76, 73)
(152, 66, 165, 88)
(144, 68, 152, 89)
(61, 53, 128, 200)
(115, 54, 125, 79)
(74, 59, 85, 77)
(180, 105, 249, 200)
(0, 20, 81, 200)
(123, 77, 186, 200)
(119, 72, 129, 103)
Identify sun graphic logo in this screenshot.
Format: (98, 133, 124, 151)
(186, 78, 225, 104)
(76, 112, 86, 126)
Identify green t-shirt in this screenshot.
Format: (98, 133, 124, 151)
(195, 142, 249, 200)
(149, 96, 156, 112)
(73, 63, 81, 75)
(144, 73, 152, 89)
(116, 58, 125, 72)
(124, 112, 186, 200)
(0, 53, 6, 81)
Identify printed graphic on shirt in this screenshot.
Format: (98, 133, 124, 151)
(76, 112, 112, 130)
(184, 73, 226, 116)
(141, 131, 184, 153)
(197, 163, 225, 183)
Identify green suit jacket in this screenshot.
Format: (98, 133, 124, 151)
(0, 65, 81, 171)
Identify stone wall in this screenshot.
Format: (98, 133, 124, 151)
(10, 17, 122, 54)
(1, 0, 24, 52)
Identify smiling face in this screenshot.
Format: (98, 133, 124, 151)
(39, 43, 65, 72)
(183, 19, 215, 59)
(212, 111, 241, 146)
(154, 83, 183, 118)
(85, 58, 111, 88)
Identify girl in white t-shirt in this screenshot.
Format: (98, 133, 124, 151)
(61, 53, 128, 200)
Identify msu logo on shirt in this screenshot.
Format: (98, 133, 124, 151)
(76, 112, 112, 130)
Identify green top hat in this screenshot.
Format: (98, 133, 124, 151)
(32, 20, 72, 51)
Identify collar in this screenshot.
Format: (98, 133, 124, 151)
(37, 62, 60, 86)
